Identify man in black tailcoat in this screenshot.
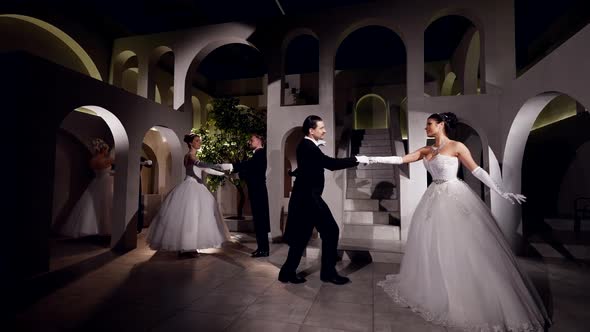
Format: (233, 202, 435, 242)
(279, 115, 365, 285)
(232, 133, 271, 257)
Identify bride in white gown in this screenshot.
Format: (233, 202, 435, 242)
(147, 133, 230, 256)
(61, 138, 114, 238)
(357, 112, 550, 332)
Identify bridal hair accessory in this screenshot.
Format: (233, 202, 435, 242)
(90, 138, 109, 154)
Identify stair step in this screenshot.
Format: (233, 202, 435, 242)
(363, 133, 389, 140)
(346, 186, 397, 200)
(355, 163, 394, 170)
(340, 238, 404, 252)
(360, 139, 391, 147)
(343, 224, 400, 241)
(348, 169, 395, 178)
(359, 146, 392, 154)
(344, 199, 377, 211)
(363, 129, 390, 135)
(304, 238, 405, 263)
(344, 211, 400, 224)
(344, 199, 399, 212)
(347, 177, 396, 187)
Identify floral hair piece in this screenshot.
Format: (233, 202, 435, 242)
(90, 138, 110, 154)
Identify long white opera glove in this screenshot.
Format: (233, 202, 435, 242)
(355, 155, 370, 165)
(368, 156, 403, 164)
(219, 163, 233, 172)
(471, 167, 526, 204)
(204, 168, 226, 177)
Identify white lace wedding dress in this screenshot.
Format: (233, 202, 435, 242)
(147, 164, 230, 251)
(378, 154, 549, 332)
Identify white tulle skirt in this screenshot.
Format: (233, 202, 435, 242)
(147, 176, 230, 251)
(61, 173, 113, 238)
(378, 179, 549, 332)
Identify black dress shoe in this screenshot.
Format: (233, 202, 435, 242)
(178, 251, 199, 259)
(320, 273, 350, 285)
(278, 273, 307, 284)
(251, 250, 269, 258)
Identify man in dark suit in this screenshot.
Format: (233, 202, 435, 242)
(279, 115, 363, 285)
(232, 134, 271, 257)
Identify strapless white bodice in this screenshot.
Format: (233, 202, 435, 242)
(423, 154, 459, 182)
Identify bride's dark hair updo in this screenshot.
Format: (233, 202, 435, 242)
(428, 112, 458, 134)
(183, 133, 199, 146)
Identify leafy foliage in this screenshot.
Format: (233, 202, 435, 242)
(192, 97, 266, 194)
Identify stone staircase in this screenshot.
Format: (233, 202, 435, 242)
(335, 128, 403, 262)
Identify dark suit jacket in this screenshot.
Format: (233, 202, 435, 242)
(284, 138, 358, 245)
(233, 148, 270, 232)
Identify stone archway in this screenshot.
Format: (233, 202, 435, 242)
(503, 92, 589, 249)
(354, 94, 388, 130)
(0, 14, 102, 80)
(424, 14, 483, 95)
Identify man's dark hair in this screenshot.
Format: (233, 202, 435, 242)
(302, 115, 323, 135)
(251, 133, 266, 146)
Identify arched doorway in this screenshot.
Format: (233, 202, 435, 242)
(112, 50, 138, 93)
(148, 46, 175, 108)
(282, 33, 319, 106)
(51, 106, 128, 271)
(137, 126, 183, 233)
(334, 24, 406, 156)
(334, 24, 406, 243)
(424, 15, 482, 95)
(521, 95, 589, 259)
(184, 41, 267, 219)
(354, 94, 388, 130)
(505, 92, 589, 256)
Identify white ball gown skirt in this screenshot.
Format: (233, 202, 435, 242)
(61, 169, 113, 238)
(378, 179, 549, 332)
(147, 176, 230, 251)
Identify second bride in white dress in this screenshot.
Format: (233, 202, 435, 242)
(147, 133, 230, 256)
(61, 138, 114, 238)
(357, 112, 550, 332)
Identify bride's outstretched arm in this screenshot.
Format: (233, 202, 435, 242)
(456, 142, 526, 205)
(185, 154, 226, 172)
(358, 147, 426, 165)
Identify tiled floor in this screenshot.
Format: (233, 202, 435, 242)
(15, 232, 590, 332)
(49, 235, 111, 271)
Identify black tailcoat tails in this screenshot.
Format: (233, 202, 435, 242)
(233, 147, 270, 251)
(280, 138, 358, 278)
